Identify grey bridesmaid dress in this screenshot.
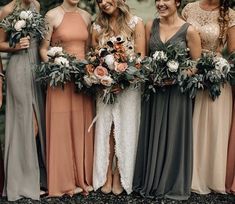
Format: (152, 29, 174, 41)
(133, 18, 193, 200)
(3, 6, 46, 201)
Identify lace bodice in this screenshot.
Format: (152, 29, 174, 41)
(182, 1, 235, 51)
(93, 15, 142, 48)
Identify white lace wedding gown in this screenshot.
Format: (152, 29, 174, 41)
(92, 16, 142, 194)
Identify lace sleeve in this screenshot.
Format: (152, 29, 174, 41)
(128, 16, 143, 29)
(228, 8, 235, 28)
(93, 22, 102, 33)
(181, 3, 193, 20)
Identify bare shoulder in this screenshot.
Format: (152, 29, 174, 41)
(45, 6, 63, 28)
(187, 25, 198, 37)
(0, 1, 15, 19)
(45, 6, 62, 21)
(78, 8, 92, 25)
(78, 8, 91, 19)
(146, 20, 153, 31)
(32, 0, 40, 11)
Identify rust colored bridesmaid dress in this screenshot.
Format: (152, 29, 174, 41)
(46, 9, 94, 196)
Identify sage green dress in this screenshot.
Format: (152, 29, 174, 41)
(3, 27, 46, 203)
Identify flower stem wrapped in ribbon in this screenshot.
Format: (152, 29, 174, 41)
(36, 46, 87, 89)
(0, 8, 48, 47)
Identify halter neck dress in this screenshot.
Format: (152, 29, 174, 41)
(46, 8, 94, 196)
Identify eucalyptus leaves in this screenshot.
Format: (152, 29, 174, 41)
(179, 52, 233, 100)
(36, 46, 87, 89)
(142, 43, 193, 100)
(0, 8, 47, 47)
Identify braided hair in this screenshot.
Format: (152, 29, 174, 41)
(218, 0, 230, 46)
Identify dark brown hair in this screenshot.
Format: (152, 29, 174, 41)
(218, 0, 230, 46)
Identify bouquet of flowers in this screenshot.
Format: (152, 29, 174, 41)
(227, 52, 235, 85)
(0, 9, 47, 47)
(80, 36, 146, 104)
(143, 43, 192, 100)
(36, 46, 87, 88)
(179, 52, 231, 100)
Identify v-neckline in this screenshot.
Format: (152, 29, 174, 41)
(157, 20, 187, 45)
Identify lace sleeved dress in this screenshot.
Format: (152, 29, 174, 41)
(92, 16, 142, 194)
(182, 1, 235, 194)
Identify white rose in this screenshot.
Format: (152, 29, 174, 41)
(19, 11, 29, 20)
(47, 47, 63, 57)
(104, 54, 115, 70)
(100, 76, 113, 87)
(214, 57, 230, 74)
(153, 51, 168, 61)
(19, 10, 33, 20)
(54, 57, 69, 67)
(167, 60, 179, 72)
(83, 75, 93, 87)
(89, 75, 100, 84)
(14, 20, 26, 31)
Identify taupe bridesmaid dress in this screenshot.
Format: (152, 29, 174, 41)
(3, 4, 46, 201)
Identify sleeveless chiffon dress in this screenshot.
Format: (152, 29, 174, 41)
(133, 19, 193, 200)
(46, 10, 94, 196)
(3, 4, 46, 201)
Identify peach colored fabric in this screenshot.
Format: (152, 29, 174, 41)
(46, 12, 94, 196)
(226, 101, 235, 193)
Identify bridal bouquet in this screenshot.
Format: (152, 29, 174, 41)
(80, 36, 146, 104)
(143, 43, 192, 100)
(179, 52, 231, 100)
(36, 46, 87, 88)
(0, 9, 47, 47)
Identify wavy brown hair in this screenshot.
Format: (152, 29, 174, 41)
(96, 0, 133, 38)
(218, 0, 230, 46)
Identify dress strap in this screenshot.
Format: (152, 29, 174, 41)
(60, 5, 66, 14)
(150, 18, 160, 36)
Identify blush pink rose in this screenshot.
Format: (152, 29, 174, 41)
(114, 62, 128, 73)
(94, 66, 108, 79)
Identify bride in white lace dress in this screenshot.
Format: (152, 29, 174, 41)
(92, 0, 145, 195)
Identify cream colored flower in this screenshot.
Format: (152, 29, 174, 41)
(54, 57, 69, 67)
(167, 60, 179, 72)
(153, 51, 168, 61)
(104, 54, 115, 70)
(14, 20, 26, 31)
(100, 76, 113, 87)
(47, 47, 63, 57)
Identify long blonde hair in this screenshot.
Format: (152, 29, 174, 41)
(96, 0, 133, 38)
